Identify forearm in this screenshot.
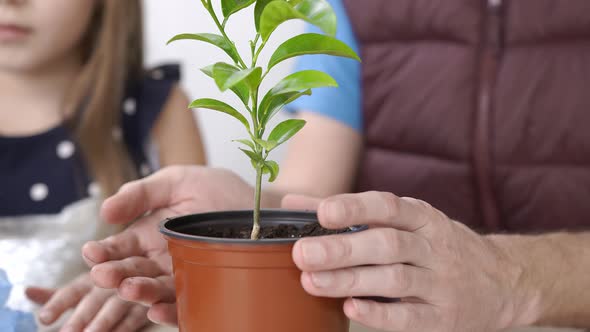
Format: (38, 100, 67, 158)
(274, 112, 362, 198)
(489, 232, 590, 328)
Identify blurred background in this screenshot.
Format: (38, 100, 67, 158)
(143, 0, 305, 183)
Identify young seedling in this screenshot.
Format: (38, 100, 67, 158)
(168, 0, 360, 240)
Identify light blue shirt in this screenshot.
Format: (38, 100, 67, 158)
(288, 0, 362, 132)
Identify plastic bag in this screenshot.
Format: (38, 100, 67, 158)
(0, 269, 37, 332)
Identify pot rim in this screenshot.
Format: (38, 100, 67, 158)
(160, 209, 365, 245)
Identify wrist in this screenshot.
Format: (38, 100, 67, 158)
(486, 234, 544, 328)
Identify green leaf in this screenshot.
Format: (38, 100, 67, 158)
(189, 98, 250, 130)
(259, 70, 335, 125)
(268, 119, 307, 147)
(290, 0, 336, 35)
(167, 33, 241, 65)
(264, 160, 280, 182)
(221, 0, 256, 18)
(268, 33, 360, 70)
(201, 65, 250, 105)
(251, 159, 269, 172)
(200, 64, 214, 76)
(254, 138, 278, 151)
(239, 148, 263, 162)
(212, 63, 262, 92)
(233, 139, 256, 151)
(259, 0, 337, 41)
(254, 0, 275, 31)
(269, 70, 338, 96)
(259, 89, 312, 125)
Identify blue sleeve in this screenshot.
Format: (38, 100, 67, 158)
(288, 0, 362, 132)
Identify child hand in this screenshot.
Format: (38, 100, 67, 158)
(83, 166, 255, 326)
(25, 272, 149, 332)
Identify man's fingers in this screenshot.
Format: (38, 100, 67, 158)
(112, 305, 150, 332)
(100, 166, 186, 224)
(344, 298, 439, 332)
(318, 191, 437, 232)
(281, 194, 322, 211)
(293, 228, 432, 272)
(84, 295, 132, 331)
(36, 277, 92, 325)
(91, 256, 165, 289)
(24, 287, 54, 306)
(148, 302, 178, 326)
(118, 276, 176, 305)
(300, 264, 433, 299)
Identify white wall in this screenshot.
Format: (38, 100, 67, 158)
(143, 0, 304, 183)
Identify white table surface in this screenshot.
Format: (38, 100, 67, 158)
(144, 322, 584, 332)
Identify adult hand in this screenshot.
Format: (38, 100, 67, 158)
(26, 273, 148, 332)
(286, 192, 534, 332)
(82, 166, 255, 325)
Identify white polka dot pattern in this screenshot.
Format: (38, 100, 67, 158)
(30, 183, 49, 202)
(140, 164, 151, 177)
(123, 98, 137, 116)
(2, 64, 180, 217)
(88, 182, 101, 197)
(151, 69, 165, 80)
(56, 140, 75, 159)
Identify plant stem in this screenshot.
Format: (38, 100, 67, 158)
(251, 163, 263, 240)
(260, 70, 270, 85)
(252, 85, 261, 136)
(250, 55, 263, 240)
(250, 34, 261, 67)
(206, 0, 248, 69)
(252, 38, 268, 67)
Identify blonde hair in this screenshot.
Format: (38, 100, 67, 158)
(67, 0, 144, 197)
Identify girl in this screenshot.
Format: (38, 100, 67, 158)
(0, 0, 205, 331)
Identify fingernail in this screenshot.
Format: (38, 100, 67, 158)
(311, 272, 333, 288)
(301, 241, 327, 266)
(324, 200, 346, 222)
(353, 299, 369, 315)
(38, 310, 53, 324)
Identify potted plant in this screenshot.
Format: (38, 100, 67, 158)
(160, 0, 360, 331)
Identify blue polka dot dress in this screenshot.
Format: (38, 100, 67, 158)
(0, 64, 180, 317)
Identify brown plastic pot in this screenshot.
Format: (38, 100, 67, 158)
(160, 210, 352, 332)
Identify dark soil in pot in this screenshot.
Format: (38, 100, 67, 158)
(199, 220, 348, 239)
(162, 209, 358, 242)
